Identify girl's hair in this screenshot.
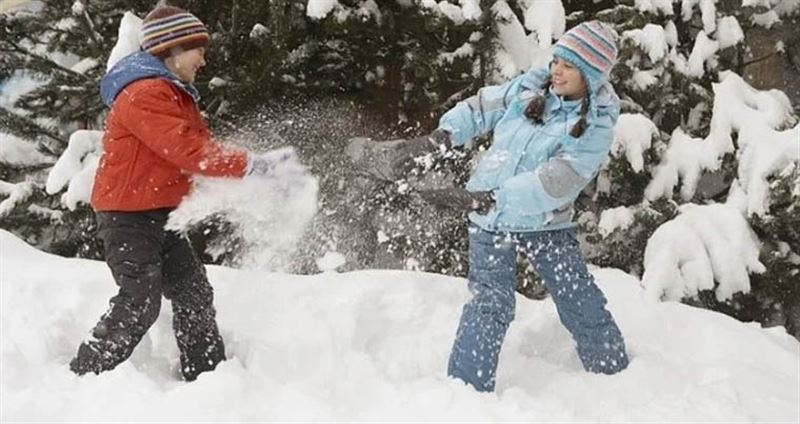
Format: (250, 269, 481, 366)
(523, 76, 589, 138)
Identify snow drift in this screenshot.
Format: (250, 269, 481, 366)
(1, 230, 798, 422)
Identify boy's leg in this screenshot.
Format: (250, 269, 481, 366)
(523, 229, 629, 374)
(162, 232, 225, 381)
(70, 211, 165, 375)
(447, 225, 517, 392)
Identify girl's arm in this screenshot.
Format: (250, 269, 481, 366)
(494, 99, 619, 216)
(438, 68, 549, 147)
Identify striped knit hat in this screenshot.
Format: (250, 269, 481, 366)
(552, 21, 618, 91)
(140, 6, 209, 58)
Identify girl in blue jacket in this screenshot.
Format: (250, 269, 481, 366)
(391, 21, 630, 392)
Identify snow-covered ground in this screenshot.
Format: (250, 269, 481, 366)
(1, 229, 798, 423)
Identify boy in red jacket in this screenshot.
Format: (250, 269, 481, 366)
(70, 5, 289, 381)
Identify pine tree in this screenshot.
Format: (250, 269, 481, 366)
(0, 0, 152, 258)
(571, 0, 800, 338)
(5, 0, 799, 339)
(187, 1, 501, 273)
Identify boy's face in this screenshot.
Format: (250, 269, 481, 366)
(550, 57, 587, 100)
(165, 47, 206, 84)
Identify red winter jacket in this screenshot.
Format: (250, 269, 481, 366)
(91, 78, 247, 211)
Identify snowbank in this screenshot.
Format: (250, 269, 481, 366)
(1, 230, 798, 422)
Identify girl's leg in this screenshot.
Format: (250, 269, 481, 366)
(447, 224, 517, 392)
(522, 229, 629, 374)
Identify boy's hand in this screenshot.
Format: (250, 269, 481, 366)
(246, 147, 304, 178)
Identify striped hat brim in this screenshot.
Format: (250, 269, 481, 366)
(140, 11, 209, 56)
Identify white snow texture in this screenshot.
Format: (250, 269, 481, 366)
(2, 229, 798, 422)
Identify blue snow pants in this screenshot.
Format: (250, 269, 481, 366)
(447, 224, 629, 392)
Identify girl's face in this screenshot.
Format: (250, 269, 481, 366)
(165, 47, 206, 84)
(550, 57, 587, 100)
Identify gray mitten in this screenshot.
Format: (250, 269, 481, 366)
(346, 130, 450, 181)
(387, 129, 451, 177)
(417, 188, 495, 214)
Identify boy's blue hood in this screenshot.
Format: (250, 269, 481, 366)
(100, 51, 200, 106)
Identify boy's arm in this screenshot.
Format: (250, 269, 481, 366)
(115, 80, 248, 177)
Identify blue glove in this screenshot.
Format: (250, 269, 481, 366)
(246, 147, 305, 178)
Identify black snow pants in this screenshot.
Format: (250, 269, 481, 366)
(69, 209, 225, 381)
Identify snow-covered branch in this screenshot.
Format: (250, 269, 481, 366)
(0, 180, 35, 218)
(610, 113, 659, 173)
(646, 72, 795, 202)
(44, 130, 102, 210)
(641, 203, 766, 302)
(0, 132, 54, 168)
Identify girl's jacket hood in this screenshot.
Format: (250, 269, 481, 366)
(100, 51, 200, 107)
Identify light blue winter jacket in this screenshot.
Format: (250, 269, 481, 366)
(438, 67, 620, 233)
